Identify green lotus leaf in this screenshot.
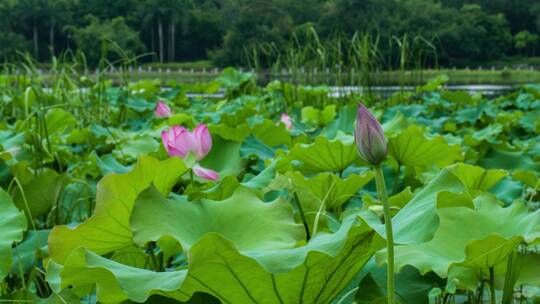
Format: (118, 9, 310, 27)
(381, 198, 540, 283)
(301, 105, 336, 127)
(199, 135, 245, 176)
(12, 168, 70, 219)
(93, 153, 132, 175)
(288, 135, 358, 174)
(479, 147, 540, 171)
(288, 171, 373, 213)
(209, 123, 251, 142)
(388, 125, 462, 170)
(11, 229, 49, 275)
(47, 187, 383, 304)
(131, 186, 304, 251)
(48, 156, 188, 263)
(46, 247, 189, 303)
(323, 104, 357, 138)
(516, 253, 540, 287)
(360, 163, 506, 245)
(240, 136, 276, 160)
(381, 111, 410, 136)
(513, 169, 540, 189)
(114, 134, 159, 161)
(217, 67, 254, 91)
(355, 263, 443, 304)
(44, 108, 77, 135)
(446, 163, 507, 194)
(252, 119, 291, 147)
(362, 187, 415, 217)
(465, 123, 503, 146)
(0, 188, 27, 281)
(519, 110, 540, 133)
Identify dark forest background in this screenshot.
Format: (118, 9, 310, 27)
(1, 0, 540, 67)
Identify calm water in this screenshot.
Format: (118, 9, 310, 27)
(185, 84, 516, 99)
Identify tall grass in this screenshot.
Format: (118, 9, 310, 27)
(243, 26, 439, 101)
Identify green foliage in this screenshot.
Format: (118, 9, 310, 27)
(68, 15, 145, 64)
(0, 189, 27, 281)
(0, 66, 540, 302)
(385, 196, 540, 290)
(0, 0, 537, 66)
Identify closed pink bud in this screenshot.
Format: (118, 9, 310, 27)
(354, 103, 387, 165)
(193, 164, 220, 181)
(280, 113, 293, 130)
(155, 101, 172, 117)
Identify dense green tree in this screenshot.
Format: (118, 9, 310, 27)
(0, 0, 538, 66)
(515, 30, 539, 56)
(67, 16, 145, 65)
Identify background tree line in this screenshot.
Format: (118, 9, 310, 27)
(1, 0, 540, 67)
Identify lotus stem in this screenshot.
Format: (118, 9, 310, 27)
(374, 164, 395, 304)
(489, 267, 496, 304)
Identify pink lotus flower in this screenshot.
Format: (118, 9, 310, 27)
(161, 124, 219, 181)
(155, 101, 172, 117)
(280, 113, 293, 130)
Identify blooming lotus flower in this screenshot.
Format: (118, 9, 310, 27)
(155, 101, 172, 117)
(354, 103, 387, 165)
(161, 125, 212, 161)
(280, 113, 293, 130)
(161, 124, 219, 180)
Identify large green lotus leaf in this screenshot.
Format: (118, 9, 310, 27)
(519, 110, 540, 133)
(513, 169, 540, 189)
(11, 229, 49, 275)
(516, 253, 540, 287)
(209, 123, 251, 142)
(240, 136, 276, 160)
(48, 156, 188, 263)
(323, 104, 357, 138)
(114, 135, 160, 161)
(464, 123, 503, 146)
(4, 288, 81, 303)
(288, 171, 373, 213)
(217, 67, 253, 90)
(92, 152, 132, 175)
(381, 111, 410, 136)
(46, 247, 189, 303)
(131, 186, 304, 251)
(45, 108, 77, 135)
(301, 105, 336, 127)
(252, 119, 292, 147)
(388, 125, 462, 170)
(0, 188, 27, 281)
(382, 199, 540, 280)
(355, 263, 443, 304)
(181, 227, 381, 304)
(288, 135, 358, 174)
(200, 135, 245, 176)
(446, 163, 507, 194)
(12, 168, 70, 219)
(360, 163, 505, 244)
(48, 205, 383, 303)
(479, 147, 540, 171)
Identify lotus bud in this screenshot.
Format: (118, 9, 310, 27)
(354, 103, 387, 165)
(280, 113, 293, 130)
(155, 101, 172, 117)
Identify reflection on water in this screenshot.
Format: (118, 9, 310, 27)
(186, 84, 516, 99)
